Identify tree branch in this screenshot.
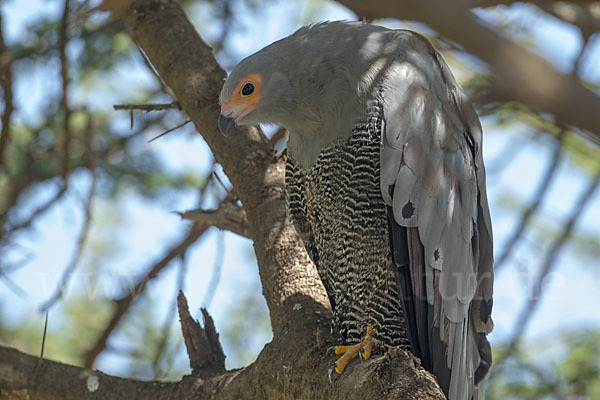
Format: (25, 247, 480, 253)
(177, 292, 226, 378)
(471, 1, 600, 38)
(0, 344, 195, 400)
(122, 0, 329, 338)
(113, 102, 180, 111)
(177, 201, 248, 239)
(0, 342, 443, 400)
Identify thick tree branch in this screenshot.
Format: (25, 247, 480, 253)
(337, 0, 600, 142)
(122, 0, 329, 338)
(0, 345, 182, 400)
(0, 342, 443, 400)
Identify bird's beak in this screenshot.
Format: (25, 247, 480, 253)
(218, 113, 236, 136)
(218, 103, 237, 136)
(218, 101, 257, 136)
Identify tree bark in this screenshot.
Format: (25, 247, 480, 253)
(0, 0, 445, 398)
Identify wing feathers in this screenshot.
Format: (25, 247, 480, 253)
(392, 166, 419, 227)
(380, 30, 493, 400)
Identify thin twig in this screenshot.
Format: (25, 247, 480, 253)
(131, 37, 173, 98)
(114, 102, 181, 129)
(39, 311, 49, 361)
(113, 102, 181, 111)
(147, 119, 191, 143)
(199, 160, 218, 203)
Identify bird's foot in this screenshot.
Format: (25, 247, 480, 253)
(328, 325, 375, 382)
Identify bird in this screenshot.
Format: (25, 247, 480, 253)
(218, 21, 494, 400)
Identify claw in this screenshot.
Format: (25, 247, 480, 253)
(328, 325, 376, 378)
(328, 363, 337, 383)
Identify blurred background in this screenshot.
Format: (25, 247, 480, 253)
(1, 0, 599, 398)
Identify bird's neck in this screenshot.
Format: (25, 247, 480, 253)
(287, 126, 334, 169)
(286, 96, 368, 170)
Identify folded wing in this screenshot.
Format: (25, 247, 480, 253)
(380, 31, 494, 400)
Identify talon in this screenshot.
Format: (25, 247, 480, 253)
(328, 363, 337, 383)
(329, 325, 376, 375)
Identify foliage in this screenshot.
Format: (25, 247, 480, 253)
(488, 328, 600, 399)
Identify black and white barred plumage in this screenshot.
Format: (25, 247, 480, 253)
(285, 105, 410, 349)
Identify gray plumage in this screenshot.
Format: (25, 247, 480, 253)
(218, 21, 494, 400)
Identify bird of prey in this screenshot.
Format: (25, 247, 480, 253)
(218, 21, 494, 400)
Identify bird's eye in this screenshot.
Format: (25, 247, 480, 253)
(241, 82, 255, 96)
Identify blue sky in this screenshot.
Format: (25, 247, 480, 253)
(1, 0, 599, 375)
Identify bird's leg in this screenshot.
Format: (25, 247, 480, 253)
(328, 325, 375, 382)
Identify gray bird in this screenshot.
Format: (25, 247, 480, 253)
(218, 21, 494, 400)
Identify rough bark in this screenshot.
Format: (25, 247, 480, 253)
(0, 0, 445, 398)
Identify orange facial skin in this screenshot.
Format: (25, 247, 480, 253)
(220, 73, 262, 123)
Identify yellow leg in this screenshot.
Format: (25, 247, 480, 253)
(328, 325, 375, 381)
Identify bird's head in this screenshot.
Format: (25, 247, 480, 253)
(218, 50, 293, 136)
